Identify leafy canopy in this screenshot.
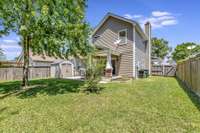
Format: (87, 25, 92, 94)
(0, 0, 92, 58)
(172, 42, 200, 62)
(151, 37, 170, 59)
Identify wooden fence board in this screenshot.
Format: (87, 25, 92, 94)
(0, 66, 50, 81)
(176, 56, 200, 96)
(151, 65, 176, 76)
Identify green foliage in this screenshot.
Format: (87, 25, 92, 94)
(0, 0, 91, 57)
(82, 55, 105, 93)
(151, 37, 170, 59)
(0, 0, 91, 86)
(172, 42, 200, 62)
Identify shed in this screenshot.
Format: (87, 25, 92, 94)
(51, 61, 74, 78)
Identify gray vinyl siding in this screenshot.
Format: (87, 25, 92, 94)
(118, 51, 133, 77)
(135, 32, 149, 72)
(29, 58, 52, 66)
(92, 16, 134, 77)
(32, 61, 53, 66)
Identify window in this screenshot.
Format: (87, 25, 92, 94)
(118, 29, 127, 45)
(94, 35, 101, 39)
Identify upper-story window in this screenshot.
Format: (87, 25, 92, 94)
(118, 29, 127, 45)
(94, 34, 101, 39)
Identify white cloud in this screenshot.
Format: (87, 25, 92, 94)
(16, 37, 20, 41)
(3, 39, 18, 43)
(124, 10, 179, 29)
(5, 51, 21, 55)
(133, 15, 143, 18)
(124, 14, 143, 19)
(157, 16, 175, 21)
(0, 44, 21, 49)
(0, 43, 22, 60)
(124, 14, 134, 19)
(161, 20, 178, 26)
(152, 11, 171, 17)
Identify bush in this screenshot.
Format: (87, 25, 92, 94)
(81, 56, 105, 93)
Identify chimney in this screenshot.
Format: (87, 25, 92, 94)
(145, 21, 151, 38)
(144, 22, 152, 75)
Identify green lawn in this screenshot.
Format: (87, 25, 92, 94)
(0, 77, 200, 133)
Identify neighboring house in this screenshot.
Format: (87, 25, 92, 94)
(17, 50, 63, 66)
(17, 50, 85, 78)
(92, 13, 151, 78)
(0, 61, 23, 67)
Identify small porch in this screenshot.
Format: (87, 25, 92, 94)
(95, 49, 121, 78)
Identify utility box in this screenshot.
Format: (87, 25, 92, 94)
(138, 69, 149, 78)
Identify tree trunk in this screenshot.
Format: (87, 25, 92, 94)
(22, 36, 30, 87)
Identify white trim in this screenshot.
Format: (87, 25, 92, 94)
(106, 49, 113, 69)
(118, 29, 128, 45)
(148, 27, 152, 76)
(132, 25, 136, 78)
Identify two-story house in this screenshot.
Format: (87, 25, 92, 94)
(92, 13, 152, 78)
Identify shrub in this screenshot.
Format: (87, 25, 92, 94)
(81, 55, 105, 93)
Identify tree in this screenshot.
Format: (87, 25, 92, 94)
(172, 42, 200, 62)
(151, 37, 170, 59)
(0, 0, 91, 87)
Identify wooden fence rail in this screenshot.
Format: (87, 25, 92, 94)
(151, 65, 176, 77)
(176, 55, 200, 96)
(0, 66, 50, 81)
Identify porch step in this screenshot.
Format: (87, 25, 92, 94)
(111, 76, 122, 80)
(100, 76, 123, 83)
(99, 77, 111, 83)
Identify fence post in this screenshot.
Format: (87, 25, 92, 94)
(162, 65, 165, 76)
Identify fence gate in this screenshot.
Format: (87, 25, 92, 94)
(151, 65, 176, 77)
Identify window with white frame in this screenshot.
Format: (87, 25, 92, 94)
(118, 29, 127, 45)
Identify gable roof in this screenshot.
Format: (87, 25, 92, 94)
(17, 50, 64, 63)
(29, 51, 62, 62)
(92, 12, 148, 40)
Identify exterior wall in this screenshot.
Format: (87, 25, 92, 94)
(92, 16, 134, 77)
(135, 31, 149, 75)
(70, 58, 86, 76)
(27, 58, 53, 67)
(32, 61, 53, 66)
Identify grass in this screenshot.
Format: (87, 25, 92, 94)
(0, 77, 200, 132)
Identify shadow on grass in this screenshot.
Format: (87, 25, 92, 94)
(0, 78, 84, 99)
(176, 78, 200, 111)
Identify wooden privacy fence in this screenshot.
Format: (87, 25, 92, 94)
(151, 65, 176, 76)
(0, 66, 50, 81)
(176, 55, 200, 95)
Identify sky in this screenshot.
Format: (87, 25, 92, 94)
(1, 0, 200, 60)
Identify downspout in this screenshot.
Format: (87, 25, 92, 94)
(132, 24, 136, 78)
